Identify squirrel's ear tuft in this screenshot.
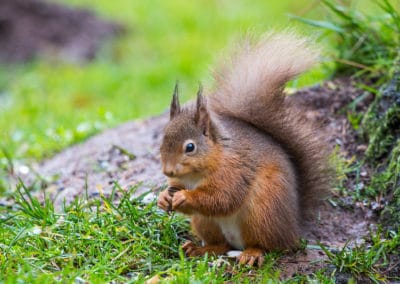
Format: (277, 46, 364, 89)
(170, 82, 181, 120)
(194, 85, 211, 136)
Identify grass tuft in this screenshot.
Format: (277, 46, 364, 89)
(0, 181, 293, 282)
(0, 182, 190, 282)
(319, 229, 400, 282)
(295, 0, 400, 79)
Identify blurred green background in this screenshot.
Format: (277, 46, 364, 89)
(0, 0, 384, 161)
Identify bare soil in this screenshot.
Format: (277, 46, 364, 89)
(12, 78, 379, 278)
(28, 115, 169, 205)
(0, 0, 124, 63)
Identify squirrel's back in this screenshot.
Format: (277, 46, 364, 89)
(209, 31, 331, 217)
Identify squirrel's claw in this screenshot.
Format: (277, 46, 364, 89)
(182, 241, 198, 256)
(157, 189, 172, 212)
(182, 241, 205, 257)
(237, 248, 265, 268)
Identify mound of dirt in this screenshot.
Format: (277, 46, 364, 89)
(0, 0, 124, 63)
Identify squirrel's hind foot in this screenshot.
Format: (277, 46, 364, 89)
(237, 248, 265, 268)
(182, 241, 230, 257)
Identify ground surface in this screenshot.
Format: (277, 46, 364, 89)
(0, 0, 123, 63)
(7, 78, 379, 278)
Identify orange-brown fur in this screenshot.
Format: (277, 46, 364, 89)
(157, 32, 331, 267)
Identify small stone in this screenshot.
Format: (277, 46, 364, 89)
(353, 182, 364, 191)
(335, 138, 343, 146)
(356, 145, 367, 152)
(226, 250, 242, 258)
(142, 192, 157, 204)
(326, 81, 337, 90)
(18, 165, 30, 175)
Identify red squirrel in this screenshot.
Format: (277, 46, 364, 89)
(157, 32, 331, 267)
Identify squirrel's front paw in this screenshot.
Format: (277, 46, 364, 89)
(157, 189, 172, 212)
(172, 190, 186, 209)
(172, 190, 192, 213)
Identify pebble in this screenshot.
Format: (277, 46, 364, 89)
(226, 250, 242, 258)
(142, 192, 157, 204)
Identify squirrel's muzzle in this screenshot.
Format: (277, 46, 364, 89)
(162, 163, 176, 177)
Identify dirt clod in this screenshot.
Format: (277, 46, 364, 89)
(0, 0, 124, 63)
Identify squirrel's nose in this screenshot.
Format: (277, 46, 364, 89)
(162, 165, 175, 177)
(163, 170, 175, 177)
(164, 171, 174, 177)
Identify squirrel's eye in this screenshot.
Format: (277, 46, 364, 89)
(185, 143, 195, 153)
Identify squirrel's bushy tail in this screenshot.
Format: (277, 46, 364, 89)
(209, 31, 331, 216)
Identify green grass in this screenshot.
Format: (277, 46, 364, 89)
(319, 230, 400, 282)
(295, 0, 400, 79)
(2, 182, 398, 283)
(1, 183, 188, 282)
(0, 182, 317, 283)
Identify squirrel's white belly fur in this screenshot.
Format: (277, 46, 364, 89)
(214, 213, 244, 250)
(180, 175, 202, 190)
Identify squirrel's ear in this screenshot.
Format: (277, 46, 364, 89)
(170, 82, 181, 119)
(194, 85, 211, 136)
